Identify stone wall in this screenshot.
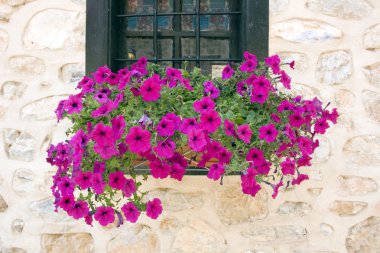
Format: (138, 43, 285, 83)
(0, 0, 379, 252)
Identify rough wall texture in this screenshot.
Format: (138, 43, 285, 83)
(0, 0, 379, 252)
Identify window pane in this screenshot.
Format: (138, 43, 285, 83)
(125, 0, 154, 14)
(122, 38, 173, 59)
(159, 39, 173, 59)
(200, 38, 229, 58)
(182, 0, 230, 12)
(181, 15, 195, 31)
(181, 38, 196, 59)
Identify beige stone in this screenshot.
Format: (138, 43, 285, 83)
(306, 0, 373, 20)
(0, 194, 8, 212)
(277, 201, 312, 216)
(343, 135, 380, 169)
(364, 24, 380, 50)
(59, 63, 85, 83)
(4, 248, 27, 253)
(272, 19, 342, 43)
(2, 0, 26, 7)
(1, 81, 27, 100)
(320, 223, 334, 236)
(316, 50, 352, 85)
(363, 62, 380, 88)
(215, 183, 268, 225)
(171, 220, 226, 253)
(312, 136, 331, 164)
(0, 3, 12, 22)
(269, 0, 289, 14)
(29, 197, 70, 222)
(277, 51, 308, 71)
(334, 89, 355, 112)
(337, 175, 378, 196)
(346, 216, 380, 253)
(108, 224, 159, 253)
(12, 219, 24, 233)
(307, 187, 323, 196)
(9, 55, 45, 74)
(159, 217, 180, 231)
(242, 225, 307, 241)
(362, 90, 380, 123)
(42, 233, 94, 253)
(329, 200, 367, 216)
(24, 9, 85, 50)
(3, 128, 35, 162)
(12, 168, 37, 195)
(0, 29, 8, 51)
(20, 95, 67, 121)
(0, 105, 6, 120)
(146, 188, 204, 211)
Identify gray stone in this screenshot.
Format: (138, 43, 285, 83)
(24, 9, 85, 50)
(0, 106, 6, 120)
(0, 194, 8, 212)
(272, 19, 342, 43)
(343, 135, 380, 169)
(338, 175, 378, 196)
(306, 0, 373, 20)
(59, 63, 85, 83)
(242, 225, 307, 242)
(20, 95, 67, 121)
(12, 169, 37, 195)
(42, 233, 94, 253)
(277, 52, 308, 72)
(362, 90, 380, 123)
(277, 201, 312, 216)
(0, 29, 8, 51)
(346, 216, 380, 253)
(4, 248, 27, 253)
(215, 184, 267, 225)
(364, 24, 380, 51)
(1, 81, 27, 100)
(146, 188, 204, 211)
(334, 89, 355, 112)
(0, 3, 12, 22)
(12, 219, 25, 233)
(108, 224, 159, 253)
(329, 200, 367, 216)
(312, 136, 331, 164)
(9, 55, 45, 74)
(29, 197, 70, 222)
(363, 62, 380, 88)
(3, 129, 35, 162)
(320, 223, 334, 236)
(171, 220, 226, 253)
(316, 50, 352, 85)
(269, 0, 289, 14)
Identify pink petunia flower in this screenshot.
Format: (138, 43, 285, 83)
(188, 128, 208, 152)
(278, 100, 295, 112)
(64, 94, 83, 114)
(258, 124, 278, 143)
(105, 72, 119, 85)
(125, 126, 151, 154)
(150, 159, 171, 179)
(237, 124, 252, 143)
(240, 60, 257, 72)
(292, 174, 309, 185)
(179, 118, 199, 134)
(217, 147, 232, 165)
(91, 102, 114, 118)
(93, 66, 111, 84)
(146, 198, 163, 220)
(204, 84, 220, 99)
(140, 74, 161, 102)
(280, 158, 295, 175)
(93, 141, 118, 160)
(68, 200, 89, 219)
(222, 65, 234, 80)
(246, 148, 265, 166)
(314, 117, 329, 134)
(241, 167, 261, 197)
(252, 76, 271, 90)
(154, 139, 176, 159)
(280, 70, 291, 89)
(224, 119, 236, 137)
(108, 171, 127, 190)
(298, 136, 314, 156)
(243, 51, 257, 62)
(289, 113, 305, 128)
(271, 113, 281, 123)
(297, 155, 312, 167)
(121, 202, 140, 223)
(168, 152, 188, 169)
(193, 96, 215, 113)
(75, 171, 92, 190)
(59, 195, 75, 211)
(93, 161, 105, 174)
(200, 110, 221, 133)
(157, 117, 176, 137)
(272, 180, 283, 199)
(264, 55, 281, 74)
(77, 76, 95, 93)
(207, 164, 225, 181)
(251, 88, 269, 104)
(58, 176, 75, 196)
(94, 206, 115, 226)
(111, 115, 126, 140)
(122, 178, 136, 198)
(170, 163, 186, 181)
(90, 122, 114, 145)
(94, 92, 109, 104)
(91, 173, 106, 194)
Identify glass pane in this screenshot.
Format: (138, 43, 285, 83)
(181, 0, 230, 12)
(158, 0, 173, 13)
(159, 39, 173, 59)
(125, 0, 154, 14)
(205, 15, 229, 31)
(122, 38, 173, 59)
(200, 38, 229, 59)
(181, 15, 195, 31)
(181, 38, 196, 59)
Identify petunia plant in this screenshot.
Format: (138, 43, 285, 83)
(47, 52, 338, 227)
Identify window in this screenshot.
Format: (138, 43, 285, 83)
(86, 0, 268, 75)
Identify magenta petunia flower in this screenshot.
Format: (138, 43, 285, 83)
(90, 122, 114, 145)
(297, 155, 312, 167)
(111, 115, 126, 140)
(64, 94, 83, 114)
(59, 195, 75, 211)
(55, 100, 65, 122)
(264, 55, 281, 74)
(125, 126, 151, 154)
(140, 74, 161, 102)
(292, 174, 309, 185)
(323, 108, 339, 124)
(193, 96, 215, 113)
(246, 147, 264, 166)
(272, 180, 283, 199)
(93, 161, 105, 174)
(204, 84, 220, 99)
(166, 67, 182, 80)
(237, 124, 252, 144)
(170, 163, 186, 181)
(93, 66, 111, 84)
(94, 141, 118, 160)
(146, 198, 163, 220)
(240, 60, 257, 72)
(105, 72, 119, 86)
(68, 200, 89, 219)
(280, 158, 295, 175)
(251, 88, 269, 104)
(179, 118, 199, 134)
(236, 81, 248, 96)
(121, 202, 140, 223)
(314, 117, 329, 134)
(149, 159, 171, 179)
(243, 51, 257, 62)
(271, 113, 281, 123)
(278, 100, 295, 112)
(94, 206, 115, 226)
(298, 136, 314, 156)
(252, 76, 271, 90)
(207, 163, 225, 181)
(280, 70, 291, 89)
(224, 119, 236, 137)
(188, 128, 208, 152)
(258, 124, 278, 143)
(154, 139, 176, 159)
(77, 76, 95, 93)
(283, 124, 296, 141)
(156, 117, 176, 137)
(255, 160, 271, 175)
(91, 173, 106, 194)
(164, 113, 181, 128)
(58, 176, 75, 196)
(74, 171, 92, 190)
(168, 152, 188, 169)
(94, 92, 108, 104)
(289, 112, 305, 128)
(217, 147, 232, 165)
(222, 65, 234, 80)
(207, 140, 222, 155)
(200, 110, 221, 133)
(91, 102, 114, 118)
(241, 167, 261, 197)
(122, 178, 136, 198)
(108, 171, 127, 190)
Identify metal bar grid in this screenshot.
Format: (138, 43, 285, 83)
(116, 11, 241, 18)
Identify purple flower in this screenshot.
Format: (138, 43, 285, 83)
(251, 88, 269, 104)
(122, 179, 136, 198)
(55, 100, 65, 122)
(289, 113, 305, 128)
(237, 124, 252, 144)
(224, 119, 236, 137)
(146, 198, 163, 220)
(170, 163, 186, 181)
(68, 200, 89, 219)
(154, 139, 176, 159)
(109, 171, 127, 190)
(264, 55, 281, 74)
(179, 118, 199, 134)
(91, 102, 114, 118)
(58, 176, 75, 196)
(111, 115, 126, 140)
(207, 164, 225, 181)
(140, 74, 161, 102)
(90, 122, 114, 145)
(149, 159, 171, 179)
(246, 148, 264, 166)
(222, 65, 234, 80)
(121, 202, 140, 223)
(94, 92, 108, 104)
(272, 181, 283, 199)
(157, 117, 176, 137)
(193, 96, 215, 113)
(258, 124, 278, 143)
(188, 129, 207, 152)
(125, 126, 151, 154)
(105, 72, 119, 85)
(93, 66, 111, 84)
(59, 195, 75, 211)
(243, 51, 257, 62)
(74, 171, 92, 190)
(94, 206, 115, 226)
(240, 60, 257, 72)
(204, 84, 220, 99)
(90, 173, 106, 194)
(280, 70, 291, 89)
(241, 167, 261, 197)
(314, 118, 329, 134)
(64, 94, 82, 114)
(200, 110, 221, 133)
(280, 158, 295, 175)
(292, 174, 309, 185)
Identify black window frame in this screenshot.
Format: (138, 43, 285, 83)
(85, 0, 269, 75)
